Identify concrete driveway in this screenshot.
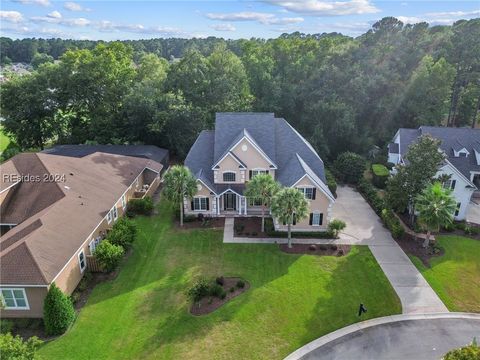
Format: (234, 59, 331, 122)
(287, 314, 480, 360)
(466, 201, 480, 224)
(331, 186, 448, 314)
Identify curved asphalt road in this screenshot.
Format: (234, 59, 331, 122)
(296, 317, 480, 360)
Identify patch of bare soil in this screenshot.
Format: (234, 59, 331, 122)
(190, 277, 250, 316)
(176, 217, 225, 229)
(234, 217, 266, 237)
(279, 243, 350, 256)
(393, 235, 444, 267)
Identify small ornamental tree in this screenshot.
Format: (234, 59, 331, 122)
(443, 339, 480, 360)
(107, 217, 137, 248)
(271, 187, 309, 248)
(43, 283, 75, 335)
(328, 219, 346, 238)
(333, 152, 366, 184)
(163, 165, 197, 226)
(244, 173, 280, 233)
(94, 240, 125, 272)
(0, 332, 43, 360)
(415, 182, 456, 248)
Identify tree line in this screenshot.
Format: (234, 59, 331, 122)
(1, 17, 479, 161)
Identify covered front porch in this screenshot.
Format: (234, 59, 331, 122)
(213, 189, 266, 216)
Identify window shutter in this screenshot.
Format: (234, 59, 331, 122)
(266, 170, 269, 175)
(191, 200, 194, 211)
(206, 198, 210, 211)
(293, 214, 297, 225)
(319, 213, 323, 225)
(451, 180, 456, 190)
(249, 170, 252, 180)
(282, 219, 286, 226)
(312, 188, 316, 200)
(309, 213, 313, 225)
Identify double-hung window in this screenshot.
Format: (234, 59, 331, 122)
(121, 195, 126, 209)
(250, 169, 267, 179)
(193, 197, 208, 211)
(298, 187, 314, 200)
(1, 288, 29, 309)
(113, 206, 118, 221)
(223, 172, 236, 182)
(249, 198, 263, 207)
(107, 210, 112, 224)
(78, 250, 86, 273)
(443, 179, 456, 190)
(311, 213, 323, 226)
(454, 203, 461, 217)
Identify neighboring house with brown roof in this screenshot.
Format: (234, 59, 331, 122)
(0, 146, 167, 318)
(184, 113, 335, 231)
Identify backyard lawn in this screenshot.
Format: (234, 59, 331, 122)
(0, 126, 11, 153)
(39, 199, 401, 360)
(410, 235, 480, 313)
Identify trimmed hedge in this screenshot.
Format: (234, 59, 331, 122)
(333, 152, 366, 184)
(381, 209, 405, 239)
(94, 240, 125, 272)
(107, 217, 137, 249)
(264, 218, 334, 238)
(43, 283, 76, 335)
(371, 164, 389, 189)
(126, 197, 154, 217)
(325, 169, 337, 197)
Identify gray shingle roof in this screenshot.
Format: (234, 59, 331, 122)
(397, 126, 480, 182)
(185, 113, 330, 196)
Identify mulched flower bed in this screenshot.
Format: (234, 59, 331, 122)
(279, 243, 350, 256)
(234, 217, 266, 237)
(393, 235, 444, 267)
(177, 217, 225, 229)
(190, 277, 250, 316)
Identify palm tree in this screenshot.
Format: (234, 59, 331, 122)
(271, 187, 309, 248)
(163, 165, 198, 226)
(415, 182, 457, 248)
(244, 173, 280, 233)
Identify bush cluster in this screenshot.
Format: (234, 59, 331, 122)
(0, 332, 43, 360)
(93, 240, 125, 272)
(0, 320, 13, 335)
(263, 217, 334, 238)
(186, 278, 211, 302)
(357, 179, 386, 215)
(328, 219, 346, 238)
(333, 152, 366, 184)
(126, 197, 154, 217)
(381, 209, 405, 239)
(371, 164, 389, 189)
(443, 342, 480, 360)
(107, 218, 137, 249)
(43, 283, 76, 336)
(325, 169, 337, 196)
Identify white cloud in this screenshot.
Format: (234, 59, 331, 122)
(401, 2, 408, 6)
(47, 10, 62, 19)
(63, 2, 90, 12)
(263, 0, 380, 16)
(210, 23, 236, 32)
(30, 15, 90, 26)
(206, 11, 304, 25)
(397, 10, 480, 26)
(12, 0, 50, 6)
(97, 20, 188, 37)
(425, 10, 480, 18)
(0, 10, 24, 23)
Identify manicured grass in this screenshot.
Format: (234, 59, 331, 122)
(410, 235, 480, 313)
(0, 126, 11, 153)
(39, 199, 401, 360)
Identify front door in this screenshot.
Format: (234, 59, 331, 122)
(224, 193, 237, 211)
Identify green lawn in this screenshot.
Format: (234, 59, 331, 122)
(0, 126, 11, 154)
(39, 199, 401, 360)
(410, 235, 480, 313)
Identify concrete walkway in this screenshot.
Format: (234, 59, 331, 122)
(285, 313, 480, 360)
(223, 186, 448, 314)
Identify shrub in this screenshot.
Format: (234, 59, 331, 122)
(330, 244, 338, 251)
(338, 249, 344, 256)
(107, 218, 137, 248)
(381, 209, 405, 239)
(325, 169, 337, 196)
(455, 222, 467, 231)
(183, 214, 196, 223)
(333, 152, 366, 184)
(220, 291, 227, 300)
(465, 226, 480, 236)
(0, 332, 43, 360)
(443, 222, 456, 232)
(236, 280, 245, 289)
(43, 283, 76, 335)
(0, 320, 13, 334)
(215, 276, 224, 286)
(443, 341, 480, 360)
(319, 244, 328, 251)
(328, 219, 346, 238)
(209, 284, 224, 298)
(125, 197, 154, 217)
(309, 244, 317, 251)
(93, 240, 125, 272)
(357, 179, 386, 214)
(234, 224, 245, 233)
(229, 287, 235, 293)
(187, 278, 210, 302)
(371, 164, 389, 189)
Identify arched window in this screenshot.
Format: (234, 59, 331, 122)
(223, 171, 236, 182)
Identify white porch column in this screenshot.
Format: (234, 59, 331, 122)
(244, 197, 247, 215)
(216, 196, 220, 215)
(238, 195, 241, 215)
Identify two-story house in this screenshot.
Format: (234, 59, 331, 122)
(387, 126, 480, 221)
(184, 113, 335, 231)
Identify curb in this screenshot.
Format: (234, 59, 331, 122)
(284, 312, 480, 360)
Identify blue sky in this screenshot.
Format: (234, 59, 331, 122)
(1, 0, 479, 40)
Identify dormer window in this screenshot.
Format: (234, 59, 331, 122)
(223, 172, 236, 182)
(453, 148, 469, 158)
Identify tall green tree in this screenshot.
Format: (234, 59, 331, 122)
(415, 182, 456, 248)
(386, 135, 445, 224)
(163, 165, 197, 226)
(271, 187, 308, 248)
(244, 173, 280, 232)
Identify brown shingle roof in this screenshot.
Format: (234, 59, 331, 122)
(0, 151, 162, 286)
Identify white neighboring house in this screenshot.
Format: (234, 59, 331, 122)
(387, 126, 480, 221)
